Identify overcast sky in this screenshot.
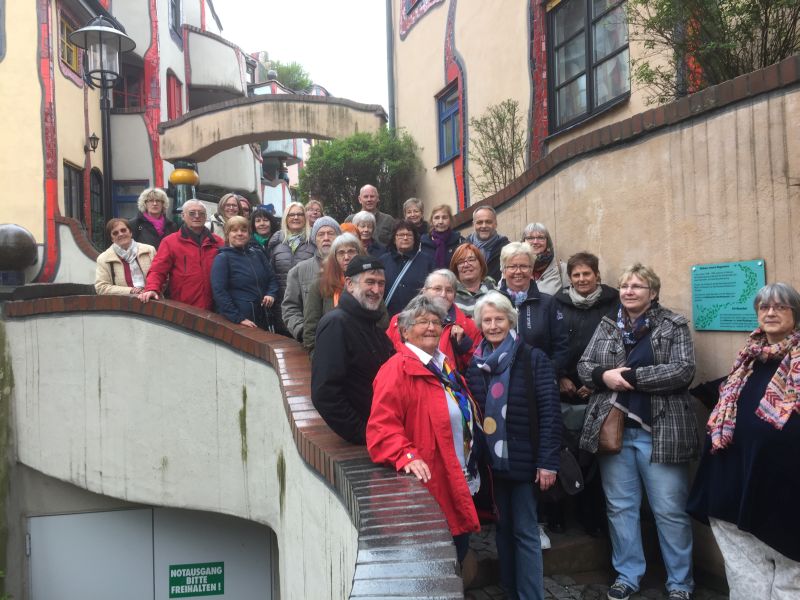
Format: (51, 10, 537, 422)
(214, 0, 389, 109)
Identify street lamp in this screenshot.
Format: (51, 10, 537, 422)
(69, 16, 135, 233)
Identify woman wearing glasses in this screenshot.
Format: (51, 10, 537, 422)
(450, 243, 496, 319)
(688, 283, 800, 599)
(207, 193, 244, 237)
(367, 295, 482, 565)
(578, 263, 697, 600)
(130, 187, 177, 249)
(302, 233, 365, 352)
(386, 269, 481, 373)
(379, 220, 434, 317)
(522, 223, 568, 296)
(268, 201, 316, 335)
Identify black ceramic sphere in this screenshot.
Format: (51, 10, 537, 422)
(0, 224, 37, 270)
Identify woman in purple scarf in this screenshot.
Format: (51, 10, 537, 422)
(420, 204, 464, 270)
(129, 187, 178, 249)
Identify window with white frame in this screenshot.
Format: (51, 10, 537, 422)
(436, 83, 460, 164)
(547, 0, 630, 131)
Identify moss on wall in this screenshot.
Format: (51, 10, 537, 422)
(0, 322, 12, 594)
(239, 385, 248, 463)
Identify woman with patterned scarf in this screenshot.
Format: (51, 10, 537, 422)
(688, 282, 800, 599)
(420, 204, 464, 269)
(578, 263, 697, 600)
(267, 201, 315, 336)
(368, 295, 483, 567)
(95, 218, 156, 295)
(465, 291, 561, 600)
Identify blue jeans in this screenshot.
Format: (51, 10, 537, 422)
(494, 478, 544, 600)
(598, 428, 694, 594)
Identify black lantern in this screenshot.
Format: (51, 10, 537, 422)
(85, 132, 100, 153)
(68, 16, 136, 89)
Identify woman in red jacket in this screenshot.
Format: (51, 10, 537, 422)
(386, 269, 482, 372)
(368, 295, 482, 564)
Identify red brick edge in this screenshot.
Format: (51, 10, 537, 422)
(3, 295, 462, 598)
(453, 54, 800, 227)
(55, 216, 100, 261)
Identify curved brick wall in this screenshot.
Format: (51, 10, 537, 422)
(2, 293, 464, 599)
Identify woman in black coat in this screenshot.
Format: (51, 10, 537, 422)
(420, 204, 463, 269)
(379, 220, 434, 317)
(129, 187, 178, 249)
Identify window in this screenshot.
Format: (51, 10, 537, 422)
(59, 15, 80, 73)
(113, 180, 149, 220)
(63, 162, 84, 221)
(167, 72, 183, 120)
(548, 0, 630, 131)
(113, 64, 144, 109)
(436, 84, 460, 164)
(169, 0, 182, 37)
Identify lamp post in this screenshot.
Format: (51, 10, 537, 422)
(69, 16, 135, 229)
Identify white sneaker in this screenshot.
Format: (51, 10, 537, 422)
(539, 525, 551, 550)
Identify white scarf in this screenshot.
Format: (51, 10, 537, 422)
(113, 240, 145, 287)
(567, 284, 603, 308)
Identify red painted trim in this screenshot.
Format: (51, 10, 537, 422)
(443, 0, 466, 210)
(530, 0, 548, 162)
(144, 0, 163, 186)
(37, 0, 61, 282)
(200, 0, 206, 31)
(399, 0, 446, 40)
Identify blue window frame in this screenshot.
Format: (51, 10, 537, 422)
(437, 84, 460, 164)
(113, 180, 149, 220)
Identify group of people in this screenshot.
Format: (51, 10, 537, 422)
(94, 185, 799, 600)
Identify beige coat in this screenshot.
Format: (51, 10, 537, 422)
(535, 257, 569, 296)
(95, 244, 156, 295)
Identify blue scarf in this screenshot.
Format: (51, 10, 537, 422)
(474, 330, 520, 471)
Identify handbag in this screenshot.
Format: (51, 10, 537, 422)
(597, 393, 624, 454)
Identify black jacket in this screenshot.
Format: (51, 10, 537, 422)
(419, 229, 464, 269)
(129, 211, 179, 249)
(553, 285, 619, 386)
(498, 281, 569, 376)
(311, 291, 395, 444)
(466, 342, 562, 478)
(379, 248, 435, 316)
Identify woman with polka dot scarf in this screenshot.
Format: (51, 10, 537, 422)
(466, 291, 562, 600)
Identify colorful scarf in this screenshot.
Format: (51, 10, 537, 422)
(708, 328, 800, 452)
(616, 304, 651, 347)
(286, 232, 305, 253)
(141, 211, 166, 237)
(430, 229, 451, 268)
(474, 331, 519, 472)
(426, 358, 479, 469)
(532, 250, 554, 280)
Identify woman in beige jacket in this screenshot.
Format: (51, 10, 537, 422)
(95, 218, 156, 295)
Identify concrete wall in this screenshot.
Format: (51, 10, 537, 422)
(486, 84, 800, 381)
(4, 313, 358, 599)
(112, 114, 155, 182)
(187, 30, 244, 95)
(200, 145, 259, 192)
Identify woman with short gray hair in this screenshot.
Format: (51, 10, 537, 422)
(521, 222, 568, 295)
(403, 197, 428, 237)
(368, 294, 482, 564)
(387, 269, 482, 372)
(129, 187, 178, 249)
(688, 282, 800, 598)
(352, 210, 385, 257)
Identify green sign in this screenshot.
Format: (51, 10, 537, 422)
(169, 562, 224, 598)
(691, 260, 765, 331)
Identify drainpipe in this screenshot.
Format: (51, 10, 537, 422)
(385, 0, 396, 131)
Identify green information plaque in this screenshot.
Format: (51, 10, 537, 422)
(169, 562, 224, 598)
(691, 260, 765, 331)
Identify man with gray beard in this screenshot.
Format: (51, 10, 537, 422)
(311, 256, 395, 444)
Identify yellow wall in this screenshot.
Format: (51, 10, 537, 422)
(0, 2, 45, 240)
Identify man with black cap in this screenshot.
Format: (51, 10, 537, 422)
(311, 255, 395, 444)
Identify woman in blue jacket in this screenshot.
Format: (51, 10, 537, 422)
(466, 291, 561, 600)
(379, 220, 434, 316)
(211, 216, 278, 330)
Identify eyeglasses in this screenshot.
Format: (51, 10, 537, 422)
(286, 212, 305, 218)
(524, 235, 547, 241)
(620, 284, 650, 291)
(457, 256, 478, 266)
(504, 264, 532, 272)
(185, 210, 206, 217)
(757, 303, 791, 313)
(145, 198, 164, 204)
(412, 318, 442, 328)
(110, 228, 129, 237)
(425, 285, 454, 295)
(395, 232, 414, 238)
(335, 248, 358, 258)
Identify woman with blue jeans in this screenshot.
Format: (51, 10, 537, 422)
(578, 263, 698, 600)
(466, 292, 561, 599)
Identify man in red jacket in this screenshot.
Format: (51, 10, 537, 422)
(138, 199, 223, 309)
